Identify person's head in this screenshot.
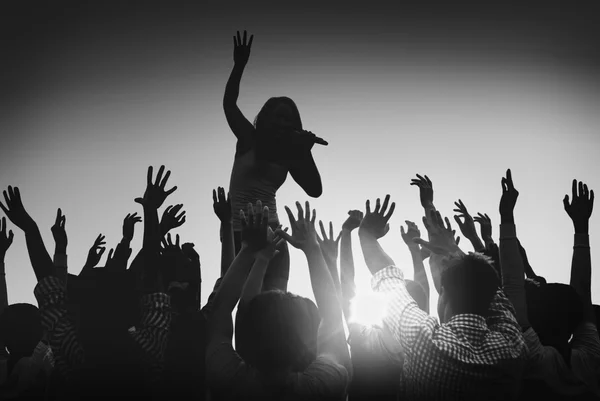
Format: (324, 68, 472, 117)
(254, 97, 302, 136)
(438, 253, 500, 323)
(526, 283, 583, 358)
(0, 303, 42, 357)
(405, 280, 428, 312)
(244, 290, 320, 373)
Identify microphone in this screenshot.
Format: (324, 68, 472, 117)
(292, 130, 329, 146)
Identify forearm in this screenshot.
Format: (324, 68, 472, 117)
(570, 232, 592, 307)
(340, 230, 355, 321)
(0, 261, 7, 316)
(408, 245, 429, 309)
(213, 246, 255, 315)
(52, 250, 68, 287)
(467, 235, 486, 253)
(220, 221, 236, 277)
(24, 224, 55, 281)
(240, 255, 269, 304)
(142, 206, 161, 252)
(305, 244, 350, 372)
(358, 231, 396, 277)
(499, 223, 529, 327)
(289, 152, 323, 198)
(324, 256, 342, 298)
(223, 64, 245, 106)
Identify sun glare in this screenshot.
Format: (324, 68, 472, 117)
(349, 289, 389, 328)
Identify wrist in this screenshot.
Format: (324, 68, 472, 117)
(303, 241, 321, 254)
(500, 212, 514, 224)
(573, 221, 589, 235)
(341, 227, 355, 235)
(55, 246, 67, 255)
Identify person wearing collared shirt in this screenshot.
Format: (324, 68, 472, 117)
(356, 195, 527, 401)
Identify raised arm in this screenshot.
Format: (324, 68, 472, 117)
(277, 201, 351, 376)
(79, 234, 106, 277)
(209, 201, 270, 341)
(474, 212, 495, 249)
(50, 208, 68, 285)
(357, 196, 396, 276)
(223, 30, 255, 149)
(0, 217, 14, 324)
(400, 220, 430, 313)
(134, 165, 177, 251)
(340, 210, 362, 322)
(0, 186, 54, 282)
(453, 199, 486, 252)
(498, 169, 529, 328)
(564, 179, 595, 321)
(240, 227, 284, 305)
(213, 187, 235, 277)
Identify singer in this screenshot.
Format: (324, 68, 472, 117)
(222, 30, 326, 293)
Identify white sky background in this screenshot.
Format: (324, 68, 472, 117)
(1, 2, 600, 316)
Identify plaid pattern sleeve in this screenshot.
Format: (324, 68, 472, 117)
(371, 266, 528, 400)
(34, 276, 84, 381)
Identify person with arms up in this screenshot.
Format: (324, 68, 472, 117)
(223, 30, 326, 292)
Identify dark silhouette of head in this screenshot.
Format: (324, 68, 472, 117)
(254, 97, 302, 136)
(438, 253, 500, 323)
(526, 283, 583, 360)
(0, 303, 42, 357)
(243, 290, 319, 374)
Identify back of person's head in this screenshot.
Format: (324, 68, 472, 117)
(0, 303, 42, 356)
(254, 97, 302, 134)
(405, 280, 428, 312)
(526, 283, 583, 358)
(245, 290, 319, 374)
(439, 253, 500, 320)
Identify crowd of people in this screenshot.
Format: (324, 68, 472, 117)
(0, 30, 599, 400)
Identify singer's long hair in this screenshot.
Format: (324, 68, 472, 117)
(253, 97, 303, 134)
(252, 97, 303, 165)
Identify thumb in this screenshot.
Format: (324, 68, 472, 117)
(134, 198, 144, 205)
(400, 226, 406, 235)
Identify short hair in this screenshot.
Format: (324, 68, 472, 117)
(440, 253, 500, 317)
(253, 97, 303, 133)
(526, 283, 583, 357)
(244, 290, 320, 373)
(0, 303, 42, 355)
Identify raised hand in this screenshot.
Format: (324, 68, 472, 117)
(240, 201, 270, 252)
(563, 179, 594, 233)
(0, 186, 36, 232)
(317, 221, 341, 262)
(474, 212, 493, 244)
(257, 227, 286, 261)
(400, 220, 421, 247)
(0, 217, 14, 259)
(410, 174, 434, 209)
(499, 169, 519, 223)
(452, 200, 478, 239)
(233, 30, 254, 66)
(161, 232, 181, 253)
(277, 201, 319, 251)
(160, 204, 186, 235)
(50, 208, 67, 252)
(212, 187, 232, 223)
(342, 210, 363, 232)
(123, 212, 142, 242)
(134, 165, 178, 210)
(413, 209, 463, 257)
(84, 234, 106, 269)
(358, 195, 396, 239)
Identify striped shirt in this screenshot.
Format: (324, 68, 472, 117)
(371, 266, 528, 401)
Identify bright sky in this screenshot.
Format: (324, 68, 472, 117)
(2, 2, 600, 315)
